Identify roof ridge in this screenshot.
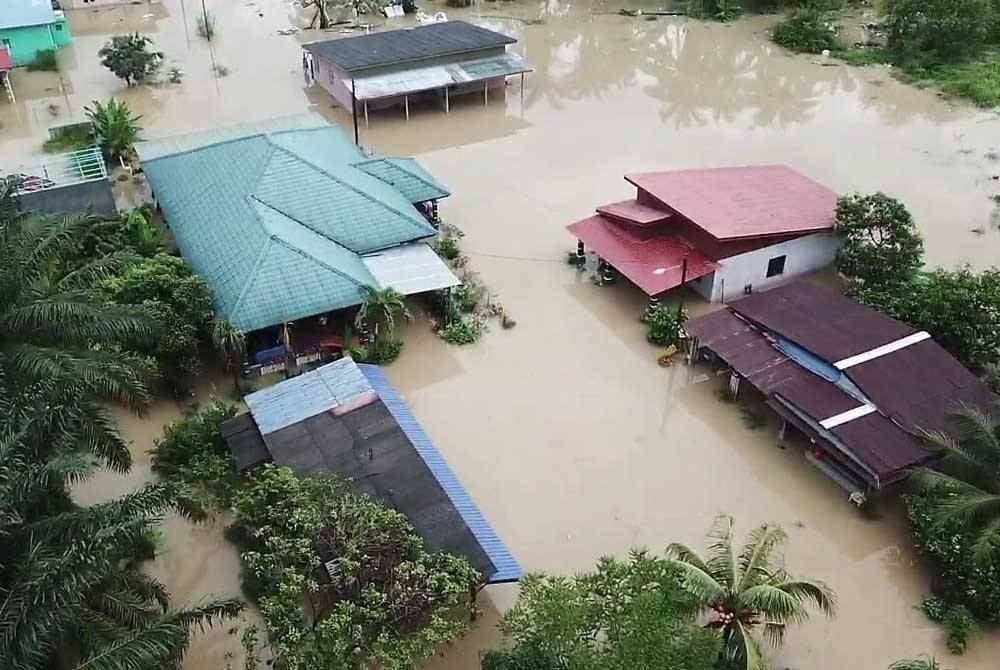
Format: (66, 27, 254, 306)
(250, 197, 372, 287)
(373, 156, 446, 196)
(263, 141, 435, 248)
(230, 233, 277, 324)
(140, 124, 330, 164)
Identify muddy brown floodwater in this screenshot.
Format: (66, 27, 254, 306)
(17, 0, 1000, 668)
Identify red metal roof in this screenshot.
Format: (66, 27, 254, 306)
(568, 215, 716, 296)
(595, 199, 670, 226)
(0, 49, 13, 71)
(625, 165, 837, 241)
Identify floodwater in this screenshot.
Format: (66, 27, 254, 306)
(17, 0, 1000, 668)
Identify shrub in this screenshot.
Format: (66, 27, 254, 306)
(437, 236, 461, 260)
(27, 49, 58, 72)
(150, 401, 240, 508)
(906, 490, 1000, 623)
(943, 605, 977, 654)
(42, 124, 93, 153)
(772, 6, 840, 53)
(921, 596, 948, 623)
(438, 315, 484, 344)
(686, 0, 743, 21)
(641, 306, 688, 346)
(196, 12, 216, 40)
(834, 193, 924, 286)
(85, 98, 142, 161)
(884, 0, 994, 62)
(453, 281, 484, 313)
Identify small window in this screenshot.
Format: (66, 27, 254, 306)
(766, 255, 786, 278)
(55, 24, 63, 30)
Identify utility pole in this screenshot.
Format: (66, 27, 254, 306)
(677, 254, 689, 318)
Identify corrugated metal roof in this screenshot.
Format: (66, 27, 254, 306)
(625, 165, 836, 241)
(139, 117, 442, 331)
(303, 21, 516, 73)
(348, 52, 530, 102)
(353, 157, 450, 204)
(362, 243, 459, 295)
(596, 199, 671, 226)
(567, 214, 716, 296)
(0, 0, 58, 29)
(359, 363, 523, 584)
(245, 357, 373, 434)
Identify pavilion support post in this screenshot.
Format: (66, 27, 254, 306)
(687, 337, 699, 364)
(445, 86, 449, 113)
(404, 95, 409, 120)
(677, 254, 689, 318)
(576, 239, 585, 259)
(364, 101, 369, 127)
(777, 417, 787, 450)
(646, 294, 661, 315)
(484, 81, 488, 106)
(351, 79, 359, 146)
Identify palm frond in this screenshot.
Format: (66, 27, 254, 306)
(706, 513, 737, 589)
(761, 621, 785, 647)
(724, 619, 768, 670)
(57, 250, 141, 291)
(737, 584, 809, 626)
(736, 523, 787, 592)
(889, 657, 944, 670)
(774, 579, 836, 618)
(663, 548, 726, 606)
(970, 514, 1000, 565)
(3, 296, 152, 347)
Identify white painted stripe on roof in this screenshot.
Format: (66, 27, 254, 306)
(819, 404, 877, 430)
(833, 331, 931, 370)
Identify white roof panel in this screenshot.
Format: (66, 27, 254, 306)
(362, 243, 459, 295)
(350, 52, 531, 101)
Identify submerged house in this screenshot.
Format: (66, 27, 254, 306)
(223, 357, 522, 585)
(0, 0, 72, 66)
(136, 115, 457, 370)
(684, 281, 995, 502)
(303, 21, 531, 121)
(568, 166, 839, 304)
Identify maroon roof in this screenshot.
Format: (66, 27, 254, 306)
(596, 199, 670, 226)
(625, 165, 837, 241)
(686, 280, 994, 489)
(567, 215, 715, 296)
(729, 281, 914, 363)
(0, 49, 13, 71)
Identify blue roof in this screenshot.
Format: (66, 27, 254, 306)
(138, 116, 444, 331)
(358, 363, 523, 584)
(245, 357, 373, 434)
(353, 157, 451, 204)
(0, 0, 59, 30)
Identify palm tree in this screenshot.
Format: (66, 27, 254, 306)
(354, 285, 412, 347)
(0, 427, 243, 670)
(912, 404, 1000, 564)
(0, 214, 154, 470)
(665, 514, 836, 670)
(890, 658, 946, 670)
(212, 319, 246, 391)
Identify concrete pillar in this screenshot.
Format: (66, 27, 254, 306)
(777, 417, 787, 449)
(646, 295, 661, 315)
(445, 86, 449, 113)
(404, 95, 409, 120)
(364, 101, 369, 127)
(484, 81, 488, 106)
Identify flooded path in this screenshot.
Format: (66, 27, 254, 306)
(13, 0, 1000, 668)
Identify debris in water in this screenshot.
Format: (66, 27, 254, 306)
(971, 225, 986, 235)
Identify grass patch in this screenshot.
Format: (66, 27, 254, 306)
(42, 124, 94, 153)
(26, 49, 58, 72)
(837, 46, 895, 66)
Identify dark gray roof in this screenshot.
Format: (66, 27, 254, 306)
(303, 21, 516, 73)
(222, 399, 496, 580)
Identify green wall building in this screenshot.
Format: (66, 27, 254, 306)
(0, 0, 72, 66)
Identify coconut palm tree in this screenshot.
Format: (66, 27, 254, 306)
(0, 214, 154, 470)
(890, 657, 946, 670)
(912, 404, 1000, 564)
(665, 514, 836, 670)
(354, 285, 412, 347)
(213, 319, 246, 391)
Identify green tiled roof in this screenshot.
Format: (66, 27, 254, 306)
(354, 157, 451, 204)
(139, 117, 442, 332)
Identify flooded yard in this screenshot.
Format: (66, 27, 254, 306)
(13, 0, 1000, 668)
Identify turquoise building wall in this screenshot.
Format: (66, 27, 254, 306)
(0, 17, 72, 66)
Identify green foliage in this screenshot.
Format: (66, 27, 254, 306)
(484, 551, 722, 670)
(943, 605, 977, 654)
(27, 48, 58, 72)
(665, 514, 836, 670)
(438, 315, 484, 344)
(98, 253, 215, 380)
(437, 235, 461, 260)
(352, 337, 405, 364)
(454, 280, 485, 313)
(687, 0, 743, 21)
(848, 267, 1000, 369)
(921, 596, 948, 622)
(98, 33, 164, 86)
(197, 12, 217, 40)
(641, 306, 688, 346)
(927, 56, 1000, 108)
(43, 124, 93, 153)
(150, 401, 240, 508)
(834, 193, 924, 286)
(86, 98, 143, 162)
(890, 659, 947, 670)
(906, 489, 1000, 622)
(230, 465, 480, 670)
(772, 6, 840, 54)
(355, 285, 412, 349)
(884, 0, 994, 62)
(839, 46, 896, 66)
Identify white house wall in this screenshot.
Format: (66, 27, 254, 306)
(699, 232, 840, 303)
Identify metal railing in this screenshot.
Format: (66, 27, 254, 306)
(3, 147, 108, 194)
